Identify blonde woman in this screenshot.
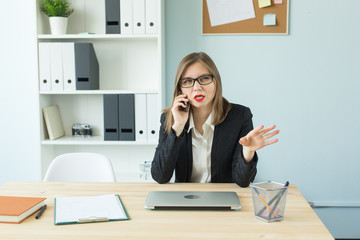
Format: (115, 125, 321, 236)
(151, 52, 279, 187)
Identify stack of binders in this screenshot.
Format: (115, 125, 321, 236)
(103, 93, 159, 142)
(105, 0, 158, 35)
(39, 42, 99, 92)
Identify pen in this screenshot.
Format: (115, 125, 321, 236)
(253, 187, 272, 213)
(267, 181, 289, 220)
(78, 217, 109, 223)
(35, 204, 47, 219)
(256, 181, 289, 216)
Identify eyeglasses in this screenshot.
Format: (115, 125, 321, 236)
(178, 74, 214, 88)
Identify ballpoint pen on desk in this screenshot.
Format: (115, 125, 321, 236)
(35, 204, 47, 219)
(267, 181, 289, 221)
(256, 181, 289, 217)
(253, 187, 272, 213)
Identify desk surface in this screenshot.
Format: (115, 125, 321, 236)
(0, 182, 333, 240)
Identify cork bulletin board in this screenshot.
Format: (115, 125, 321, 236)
(202, 0, 289, 34)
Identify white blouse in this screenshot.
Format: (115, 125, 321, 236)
(188, 112, 214, 183)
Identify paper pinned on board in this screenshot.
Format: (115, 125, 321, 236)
(258, 0, 271, 8)
(263, 14, 276, 26)
(206, 0, 255, 27)
(55, 194, 129, 225)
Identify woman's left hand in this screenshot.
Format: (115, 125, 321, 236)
(239, 125, 280, 152)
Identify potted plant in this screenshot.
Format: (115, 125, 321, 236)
(40, 0, 74, 35)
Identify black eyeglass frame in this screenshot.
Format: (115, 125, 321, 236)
(178, 74, 214, 88)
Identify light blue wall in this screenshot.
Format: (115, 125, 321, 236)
(165, 0, 360, 238)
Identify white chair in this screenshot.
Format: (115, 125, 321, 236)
(43, 152, 116, 182)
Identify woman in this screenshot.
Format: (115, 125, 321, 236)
(151, 52, 279, 187)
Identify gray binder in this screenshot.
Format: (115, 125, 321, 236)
(104, 94, 119, 141)
(118, 94, 135, 141)
(105, 0, 121, 34)
(74, 43, 99, 90)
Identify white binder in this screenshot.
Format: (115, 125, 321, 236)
(146, 93, 159, 142)
(62, 43, 76, 91)
(121, 0, 133, 35)
(135, 93, 148, 142)
(38, 43, 52, 91)
(145, 0, 158, 34)
(133, 0, 145, 34)
(50, 43, 64, 91)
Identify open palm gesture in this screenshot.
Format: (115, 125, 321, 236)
(239, 125, 280, 152)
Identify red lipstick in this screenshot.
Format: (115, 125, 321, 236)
(194, 95, 205, 102)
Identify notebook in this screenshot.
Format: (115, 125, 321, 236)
(144, 191, 241, 210)
(42, 105, 65, 140)
(0, 196, 46, 223)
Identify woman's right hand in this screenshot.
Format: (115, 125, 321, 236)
(171, 94, 190, 136)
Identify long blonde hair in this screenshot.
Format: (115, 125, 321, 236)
(164, 52, 231, 134)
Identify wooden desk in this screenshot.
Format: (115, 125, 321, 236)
(0, 182, 333, 240)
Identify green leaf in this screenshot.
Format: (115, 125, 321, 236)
(40, 0, 74, 17)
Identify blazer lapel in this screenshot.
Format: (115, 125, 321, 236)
(211, 125, 220, 182)
(185, 132, 193, 182)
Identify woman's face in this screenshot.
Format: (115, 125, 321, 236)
(180, 62, 216, 111)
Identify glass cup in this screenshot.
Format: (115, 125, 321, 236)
(139, 161, 152, 180)
(250, 181, 289, 222)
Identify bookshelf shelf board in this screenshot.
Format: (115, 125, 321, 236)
(38, 34, 159, 40)
(40, 90, 160, 95)
(41, 136, 157, 146)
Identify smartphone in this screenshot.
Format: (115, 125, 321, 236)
(182, 100, 188, 112)
(179, 91, 189, 112)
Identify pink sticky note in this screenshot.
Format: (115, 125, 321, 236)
(274, 0, 283, 4)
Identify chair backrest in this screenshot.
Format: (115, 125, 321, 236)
(43, 152, 116, 182)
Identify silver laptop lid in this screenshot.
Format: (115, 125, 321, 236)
(144, 191, 241, 210)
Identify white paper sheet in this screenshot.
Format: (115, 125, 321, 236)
(55, 194, 128, 224)
(206, 0, 255, 27)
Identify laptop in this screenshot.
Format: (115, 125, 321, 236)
(144, 191, 241, 210)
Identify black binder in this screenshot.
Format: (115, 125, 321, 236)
(118, 94, 135, 141)
(74, 43, 99, 90)
(105, 0, 121, 34)
(104, 94, 119, 141)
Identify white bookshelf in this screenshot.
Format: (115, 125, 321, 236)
(36, 0, 165, 182)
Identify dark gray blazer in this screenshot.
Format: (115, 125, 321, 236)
(151, 103, 258, 187)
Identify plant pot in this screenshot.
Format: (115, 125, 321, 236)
(49, 17, 68, 35)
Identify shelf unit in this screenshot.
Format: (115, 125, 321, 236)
(35, 0, 165, 182)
